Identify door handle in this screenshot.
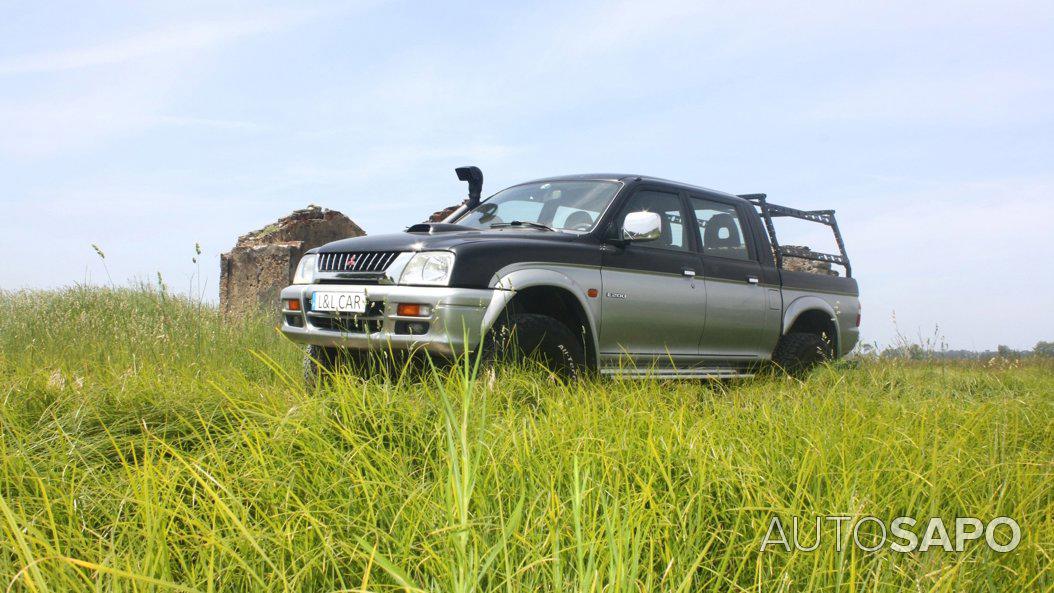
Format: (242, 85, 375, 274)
(746, 275, 759, 284)
(682, 268, 696, 277)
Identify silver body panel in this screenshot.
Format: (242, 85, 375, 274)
(280, 284, 503, 357)
(698, 276, 780, 359)
(598, 268, 705, 359)
(279, 265, 860, 378)
(781, 287, 860, 357)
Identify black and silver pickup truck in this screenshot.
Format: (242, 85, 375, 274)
(280, 167, 860, 382)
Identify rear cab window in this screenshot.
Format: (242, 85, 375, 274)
(689, 196, 752, 260)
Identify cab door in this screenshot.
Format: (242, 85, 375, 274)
(599, 189, 707, 367)
(688, 194, 777, 359)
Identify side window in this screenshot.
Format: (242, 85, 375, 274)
(690, 197, 750, 260)
(618, 190, 688, 251)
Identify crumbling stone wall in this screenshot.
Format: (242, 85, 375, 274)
(426, 201, 465, 222)
(220, 205, 364, 316)
(781, 246, 838, 276)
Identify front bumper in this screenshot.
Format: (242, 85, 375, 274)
(279, 284, 509, 356)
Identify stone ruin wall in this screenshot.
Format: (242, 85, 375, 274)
(426, 201, 464, 222)
(220, 205, 365, 316)
(781, 248, 840, 275)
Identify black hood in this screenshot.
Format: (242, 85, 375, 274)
(313, 228, 579, 254)
(311, 228, 602, 288)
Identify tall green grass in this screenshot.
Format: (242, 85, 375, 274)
(1, 287, 1051, 592)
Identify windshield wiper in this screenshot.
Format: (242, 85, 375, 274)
(490, 220, 557, 232)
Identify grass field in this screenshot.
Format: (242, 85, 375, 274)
(1, 287, 1051, 592)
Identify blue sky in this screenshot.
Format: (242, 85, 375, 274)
(2, 0, 1052, 349)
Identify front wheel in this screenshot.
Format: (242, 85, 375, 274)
(771, 332, 833, 378)
(482, 313, 584, 378)
(303, 344, 339, 389)
(303, 345, 375, 388)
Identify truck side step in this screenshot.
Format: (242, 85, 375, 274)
(599, 367, 756, 380)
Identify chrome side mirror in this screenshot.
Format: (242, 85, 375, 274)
(622, 211, 662, 242)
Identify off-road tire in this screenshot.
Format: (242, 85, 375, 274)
(482, 313, 584, 378)
(304, 345, 374, 387)
(771, 332, 833, 378)
(303, 345, 340, 389)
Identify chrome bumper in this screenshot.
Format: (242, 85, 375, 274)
(279, 284, 510, 356)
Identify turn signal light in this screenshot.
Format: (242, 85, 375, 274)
(285, 299, 301, 311)
(397, 303, 431, 317)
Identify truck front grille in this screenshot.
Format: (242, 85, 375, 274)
(317, 251, 399, 273)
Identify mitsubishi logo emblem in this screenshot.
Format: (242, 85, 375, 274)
(345, 254, 357, 269)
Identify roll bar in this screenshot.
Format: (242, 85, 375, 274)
(738, 193, 852, 278)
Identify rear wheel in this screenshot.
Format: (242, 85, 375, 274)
(482, 313, 584, 378)
(771, 332, 833, 378)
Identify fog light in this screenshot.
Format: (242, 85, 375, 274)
(285, 299, 301, 311)
(394, 321, 431, 335)
(397, 303, 431, 317)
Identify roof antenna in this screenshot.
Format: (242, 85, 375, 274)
(455, 166, 483, 209)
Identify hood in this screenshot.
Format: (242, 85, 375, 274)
(313, 227, 579, 253)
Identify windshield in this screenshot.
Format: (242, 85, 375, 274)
(456, 180, 621, 232)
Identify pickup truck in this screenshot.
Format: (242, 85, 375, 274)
(280, 168, 860, 383)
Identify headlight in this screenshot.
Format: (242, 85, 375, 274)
(398, 251, 454, 286)
(292, 254, 317, 285)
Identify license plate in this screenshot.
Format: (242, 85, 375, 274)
(311, 290, 367, 313)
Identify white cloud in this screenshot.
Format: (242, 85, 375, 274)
(811, 70, 1054, 125)
(0, 7, 330, 157)
(0, 65, 187, 156)
(152, 115, 269, 132)
(281, 142, 522, 181)
(0, 10, 313, 75)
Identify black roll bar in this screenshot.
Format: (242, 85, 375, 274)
(738, 193, 852, 278)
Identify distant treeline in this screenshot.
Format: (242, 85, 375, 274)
(861, 341, 1054, 360)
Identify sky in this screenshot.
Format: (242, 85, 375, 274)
(2, 0, 1052, 350)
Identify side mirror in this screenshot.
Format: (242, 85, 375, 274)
(622, 211, 662, 242)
